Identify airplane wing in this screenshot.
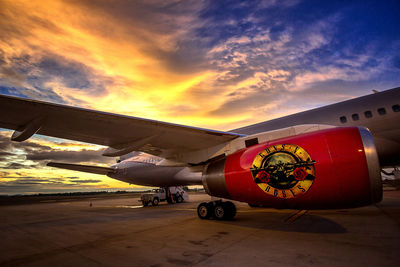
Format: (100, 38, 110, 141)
(47, 162, 116, 175)
(0, 94, 243, 160)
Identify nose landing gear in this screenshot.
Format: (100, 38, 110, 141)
(197, 200, 236, 220)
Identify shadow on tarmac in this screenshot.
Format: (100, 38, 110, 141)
(216, 212, 347, 234)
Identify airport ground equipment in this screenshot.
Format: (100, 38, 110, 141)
(140, 186, 188, 206)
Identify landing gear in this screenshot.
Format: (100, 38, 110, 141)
(197, 201, 236, 220)
(197, 202, 212, 219)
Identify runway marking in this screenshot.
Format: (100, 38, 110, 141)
(284, 210, 308, 222)
(115, 205, 143, 209)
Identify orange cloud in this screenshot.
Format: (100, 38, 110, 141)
(0, 0, 235, 127)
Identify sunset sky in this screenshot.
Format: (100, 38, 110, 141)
(1, 0, 400, 195)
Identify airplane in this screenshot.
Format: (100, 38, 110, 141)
(0, 86, 399, 220)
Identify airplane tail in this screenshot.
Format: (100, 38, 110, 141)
(47, 162, 116, 175)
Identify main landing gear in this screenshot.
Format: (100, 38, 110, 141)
(197, 200, 236, 220)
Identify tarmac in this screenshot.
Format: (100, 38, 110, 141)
(0, 190, 399, 266)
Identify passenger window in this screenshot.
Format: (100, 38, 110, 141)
(364, 111, 372, 118)
(351, 114, 359, 121)
(392, 104, 400, 112)
(340, 116, 347, 123)
(378, 108, 386, 115)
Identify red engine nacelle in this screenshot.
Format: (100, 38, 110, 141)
(202, 127, 382, 209)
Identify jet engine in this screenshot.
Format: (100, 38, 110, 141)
(199, 127, 382, 219)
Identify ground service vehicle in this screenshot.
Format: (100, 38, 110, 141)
(140, 187, 188, 206)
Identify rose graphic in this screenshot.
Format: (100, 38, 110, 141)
(293, 167, 307, 181)
(256, 171, 270, 183)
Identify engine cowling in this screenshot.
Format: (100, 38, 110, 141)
(202, 127, 382, 209)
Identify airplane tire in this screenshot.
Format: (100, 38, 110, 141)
(213, 203, 226, 220)
(152, 198, 159, 206)
(197, 202, 212, 219)
(176, 195, 183, 203)
(223, 201, 236, 220)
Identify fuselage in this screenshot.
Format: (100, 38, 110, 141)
(109, 153, 201, 187)
(233, 87, 400, 167)
(111, 87, 400, 186)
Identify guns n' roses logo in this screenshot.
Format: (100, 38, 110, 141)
(251, 144, 316, 199)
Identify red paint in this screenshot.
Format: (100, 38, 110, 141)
(224, 127, 373, 209)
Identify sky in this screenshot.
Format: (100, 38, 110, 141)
(0, 0, 399, 195)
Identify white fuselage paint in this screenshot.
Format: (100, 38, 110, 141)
(108, 154, 202, 187)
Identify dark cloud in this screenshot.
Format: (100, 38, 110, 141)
(0, 132, 51, 151)
(37, 57, 91, 89)
(0, 178, 108, 195)
(70, 179, 102, 184)
(63, 0, 211, 74)
(0, 178, 63, 185)
(151, 41, 210, 74)
(0, 151, 14, 158)
(13, 181, 51, 185)
(0, 51, 115, 105)
(209, 90, 280, 117)
(0, 176, 36, 179)
(74, 0, 203, 36)
(0, 131, 114, 166)
(3, 163, 38, 169)
(0, 66, 26, 86)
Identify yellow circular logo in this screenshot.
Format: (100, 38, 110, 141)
(251, 144, 316, 199)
